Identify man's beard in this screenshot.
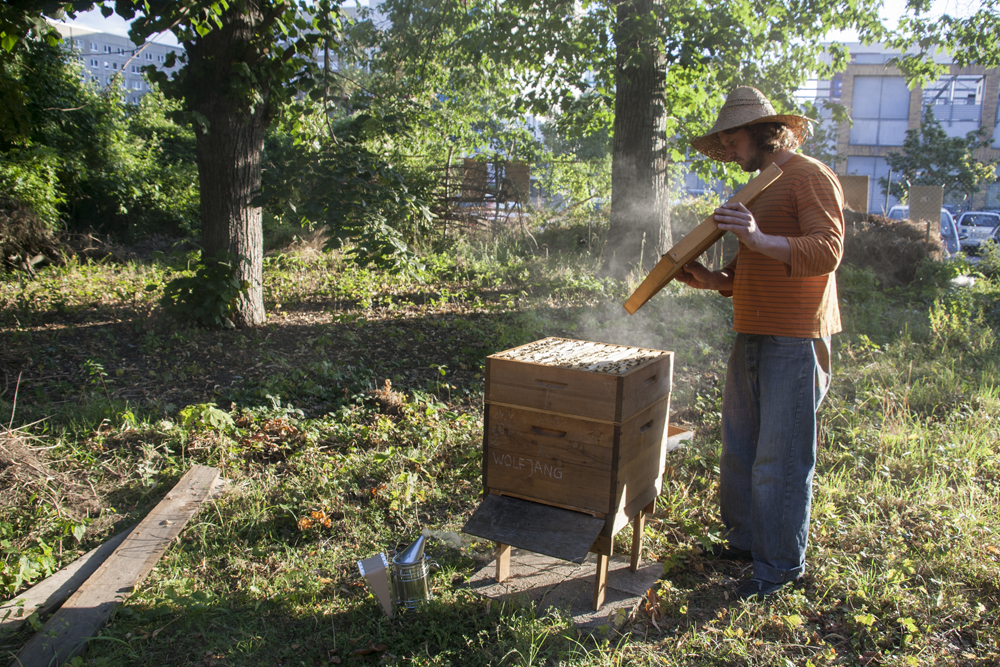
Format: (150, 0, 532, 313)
(739, 149, 765, 173)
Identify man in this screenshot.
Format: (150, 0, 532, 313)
(678, 86, 844, 600)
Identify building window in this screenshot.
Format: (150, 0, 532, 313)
(112, 63, 118, 70)
(852, 53, 890, 65)
(90, 42, 97, 50)
(90, 59, 98, 67)
(849, 76, 911, 146)
(993, 88, 1000, 150)
(923, 75, 984, 139)
(145, 53, 153, 60)
(104, 45, 111, 53)
(104, 61, 109, 69)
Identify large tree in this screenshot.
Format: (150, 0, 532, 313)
(485, 0, 891, 277)
(121, 0, 344, 326)
(3, 0, 344, 327)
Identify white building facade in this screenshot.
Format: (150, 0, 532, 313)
(52, 23, 183, 105)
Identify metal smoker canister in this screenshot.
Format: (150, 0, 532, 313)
(390, 535, 434, 610)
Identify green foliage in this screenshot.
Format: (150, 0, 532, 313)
(0, 142, 64, 226)
(927, 287, 996, 354)
(880, 106, 997, 204)
(178, 403, 235, 433)
(260, 110, 433, 271)
(476, 0, 884, 191)
(0, 540, 56, 595)
(882, 3, 1000, 86)
(159, 253, 250, 328)
(0, 38, 200, 240)
(978, 239, 1000, 278)
(3, 240, 1000, 665)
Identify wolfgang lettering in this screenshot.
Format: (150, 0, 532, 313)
(491, 452, 563, 479)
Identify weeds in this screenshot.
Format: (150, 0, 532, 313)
(0, 236, 998, 665)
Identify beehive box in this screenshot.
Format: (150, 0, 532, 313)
(482, 337, 674, 536)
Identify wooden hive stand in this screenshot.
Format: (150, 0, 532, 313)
(462, 337, 687, 610)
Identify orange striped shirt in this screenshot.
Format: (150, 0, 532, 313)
(724, 154, 844, 338)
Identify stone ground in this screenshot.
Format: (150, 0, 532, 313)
(465, 548, 663, 635)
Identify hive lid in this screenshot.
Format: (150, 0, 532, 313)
(489, 337, 669, 376)
(462, 494, 605, 564)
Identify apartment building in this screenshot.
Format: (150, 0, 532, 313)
(807, 43, 1000, 213)
(52, 23, 183, 105)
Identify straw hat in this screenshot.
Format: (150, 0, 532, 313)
(691, 86, 815, 161)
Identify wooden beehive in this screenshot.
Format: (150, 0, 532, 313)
(464, 337, 682, 610)
(482, 337, 674, 533)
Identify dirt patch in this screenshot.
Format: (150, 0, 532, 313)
(0, 430, 103, 530)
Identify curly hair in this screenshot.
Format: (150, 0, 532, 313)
(744, 122, 800, 154)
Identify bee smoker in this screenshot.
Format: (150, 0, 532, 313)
(357, 535, 436, 616)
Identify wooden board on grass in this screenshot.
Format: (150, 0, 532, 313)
(11, 465, 220, 667)
(623, 164, 783, 315)
(0, 527, 134, 637)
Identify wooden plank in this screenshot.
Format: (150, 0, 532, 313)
(487, 491, 605, 518)
(495, 543, 511, 583)
(623, 163, 783, 315)
(1, 528, 134, 636)
(462, 494, 605, 564)
(483, 401, 618, 426)
(484, 444, 612, 515)
(665, 424, 694, 452)
(610, 485, 660, 535)
(12, 465, 220, 667)
(485, 404, 615, 467)
(593, 553, 609, 610)
(630, 511, 646, 572)
(615, 398, 670, 471)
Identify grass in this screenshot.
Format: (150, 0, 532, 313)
(1, 235, 998, 666)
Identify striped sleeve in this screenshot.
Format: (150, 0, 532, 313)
(786, 166, 845, 278)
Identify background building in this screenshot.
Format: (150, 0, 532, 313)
(805, 43, 1000, 213)
(52, 23, 183, 105)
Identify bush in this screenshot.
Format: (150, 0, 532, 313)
(978, 239, 1000, 277)
(842, 214, 945, 287)
(159, 253, 250, 328)
(0, 143, 64, 228)
(0, 197, 59, 270)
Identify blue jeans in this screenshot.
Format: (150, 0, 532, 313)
(720, 333, 832, 584)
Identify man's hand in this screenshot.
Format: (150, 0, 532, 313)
(675, 261, 734, 292)
(714, 202, 791, 264)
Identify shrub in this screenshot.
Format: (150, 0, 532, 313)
(842, 214, 945, 287)
(159, 253, 250, 328)
(978, 239, 1000, 277)
(0, 143, 64, 227)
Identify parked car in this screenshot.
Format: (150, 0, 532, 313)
(956, 211, 1000, 252)
(885, 205, 961, 256)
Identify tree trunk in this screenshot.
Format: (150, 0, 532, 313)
(185, 6, 269, 327)
(604, 0, 671, 280)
